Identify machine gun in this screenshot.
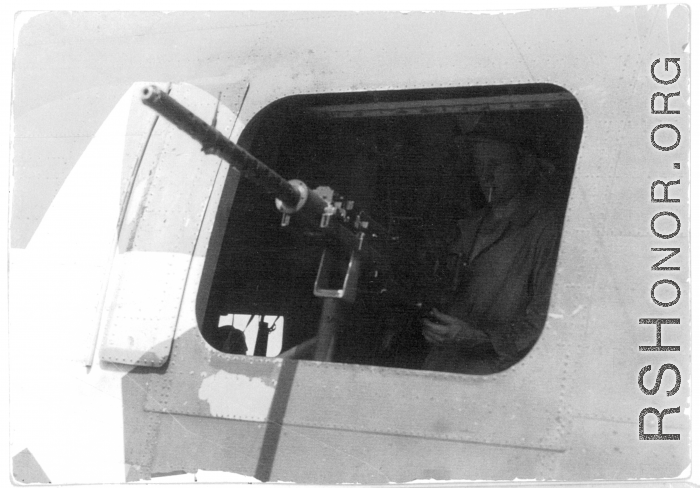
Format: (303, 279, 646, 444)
(141, 85, 404, 362)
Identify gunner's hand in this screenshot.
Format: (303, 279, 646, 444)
(421, 309, 488, 345)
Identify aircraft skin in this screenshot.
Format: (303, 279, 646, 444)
(9, 8, 690, 484)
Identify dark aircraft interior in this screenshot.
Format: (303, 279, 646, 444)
(200, 83, 584, 372)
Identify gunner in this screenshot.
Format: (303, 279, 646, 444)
(422, 133, 564, 374)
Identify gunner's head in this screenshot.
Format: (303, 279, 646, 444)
(468, 134, 535, 206)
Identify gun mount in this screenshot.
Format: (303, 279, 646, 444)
(141, 85, 401, 361)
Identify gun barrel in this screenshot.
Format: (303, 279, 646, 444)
(141, 85, 302, 209)
(141, 85, 395, 268)
(141, 85, 415, 313)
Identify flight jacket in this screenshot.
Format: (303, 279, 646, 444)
(423, 196, 564, 374)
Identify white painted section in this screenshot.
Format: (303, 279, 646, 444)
(198, 370, 275, 420)
(8, 85, 151, 483)
(100, 250, 191, 365)
(22, 84, 138, 365)
(8, 81, 240, 483)
(10, 246, 132, 484)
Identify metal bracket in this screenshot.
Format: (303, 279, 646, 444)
(313, 247, 362, 303)
(320, 205, 336, 228)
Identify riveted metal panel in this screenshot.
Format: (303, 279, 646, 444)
(148, 413, 265, 479)
(142, 327, 566, 451)
(122, 366, 164, 482)
(286, 360, 566, 451)
(10, 7, 691, 484)
(269, 423, 553, 483)
(100, 84, 241, 367)
(145, 412, 554, 484)
(138, 329, 562, 481)
(549, 10, 690, 478)
(100, 251, 192, 366)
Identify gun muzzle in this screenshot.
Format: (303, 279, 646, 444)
(141, 84, 303, 210)
(141, 84, 391, 265)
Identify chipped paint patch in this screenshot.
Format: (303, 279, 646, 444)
(198, 370, 275, 419)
